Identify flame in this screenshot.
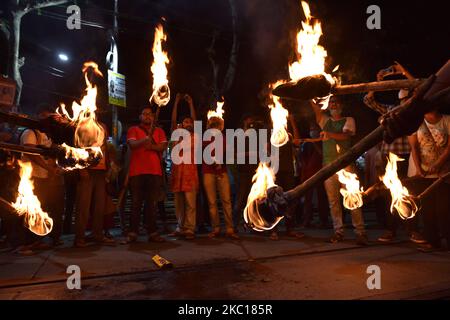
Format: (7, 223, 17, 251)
(11, 161, 53, 236)
(243, 163, 284, 231)
(381, 153, 418, 219)
(58, 143, 103, 171)
(150, 24, 170, 107)
(207, 101, 225, 120)
(269, 81, 289, 147)
(289, 1, 336, 109)
(57, 62, 105, 149)
(337, 169, 364, 210)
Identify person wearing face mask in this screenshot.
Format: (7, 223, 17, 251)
(202, 109, 239, 240)
(310, 96, 368, 245)
(299, 122, 330, 228)
(363, 63, 426, 244)
(169, 93, 199, 240)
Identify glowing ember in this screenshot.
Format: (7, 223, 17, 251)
(150, 24, 170, 107)
(381, 153, 418, 219)
(243, 163, 284, 231)
(57, 62, 105, 149)
(12, 161, 53, 236)
(269, 81, 289, 147)
(337, 169, 364, 210)
(207, 101, 225, 120)
(289, 1, 336, 109)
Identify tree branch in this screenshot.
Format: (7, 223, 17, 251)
(221, 0, 239, 95)
(23, 0, 70, 14)
(0, 18, 10, 40)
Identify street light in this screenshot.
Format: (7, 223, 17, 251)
(58, 53, 69, 62)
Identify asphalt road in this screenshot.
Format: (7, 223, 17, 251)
(1, 239, 449, 300)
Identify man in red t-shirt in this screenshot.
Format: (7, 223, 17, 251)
(127, 107, 168, 242)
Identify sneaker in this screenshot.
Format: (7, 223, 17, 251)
(377, 231, 395, 243)
(356, 234, 369, 246)
(329, 233, 344, 243)
(409, 232, 427, 244)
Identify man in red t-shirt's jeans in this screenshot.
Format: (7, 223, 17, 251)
(127, 107, 168, 243)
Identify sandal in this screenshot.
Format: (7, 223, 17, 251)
(287, 231, 305, 239)
(208, 231, 220, 239)
(148, 234, 166, 243)
(225, 232, 240, 240)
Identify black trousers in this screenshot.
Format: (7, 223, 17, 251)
(129, 174, 162, 235)
(411, 178, 450, 248)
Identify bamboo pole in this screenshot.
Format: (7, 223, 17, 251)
(416, 172, 450, 202)
(0, 196, 16, 214)
(332, 79, 424, 95)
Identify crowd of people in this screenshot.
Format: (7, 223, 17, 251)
(1, 63, 449, 255)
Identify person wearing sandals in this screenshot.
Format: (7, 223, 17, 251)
(408, 110, 450, 252)
(309, 96, 369, 246)
(74, 123, 115, 248)
(169, 93, 199, 240)
(126, 107, 168, 243)
(203, 113, 239, 240)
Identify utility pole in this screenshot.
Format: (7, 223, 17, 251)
(107, 0, 119, 145)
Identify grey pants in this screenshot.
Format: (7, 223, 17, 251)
(324, 173, 365, 236)
(203, 172, 234, 233)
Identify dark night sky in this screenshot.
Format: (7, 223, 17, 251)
(5, 0, 450, 139)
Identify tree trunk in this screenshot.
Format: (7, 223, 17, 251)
(10, 12, 24, 108)
(4, 0, 70, 109)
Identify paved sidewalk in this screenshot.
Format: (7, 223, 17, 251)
(0, 227, 449, 300)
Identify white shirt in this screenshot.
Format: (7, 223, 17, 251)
(412, 115, 450, 178)
(20, 129, 53, 179)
